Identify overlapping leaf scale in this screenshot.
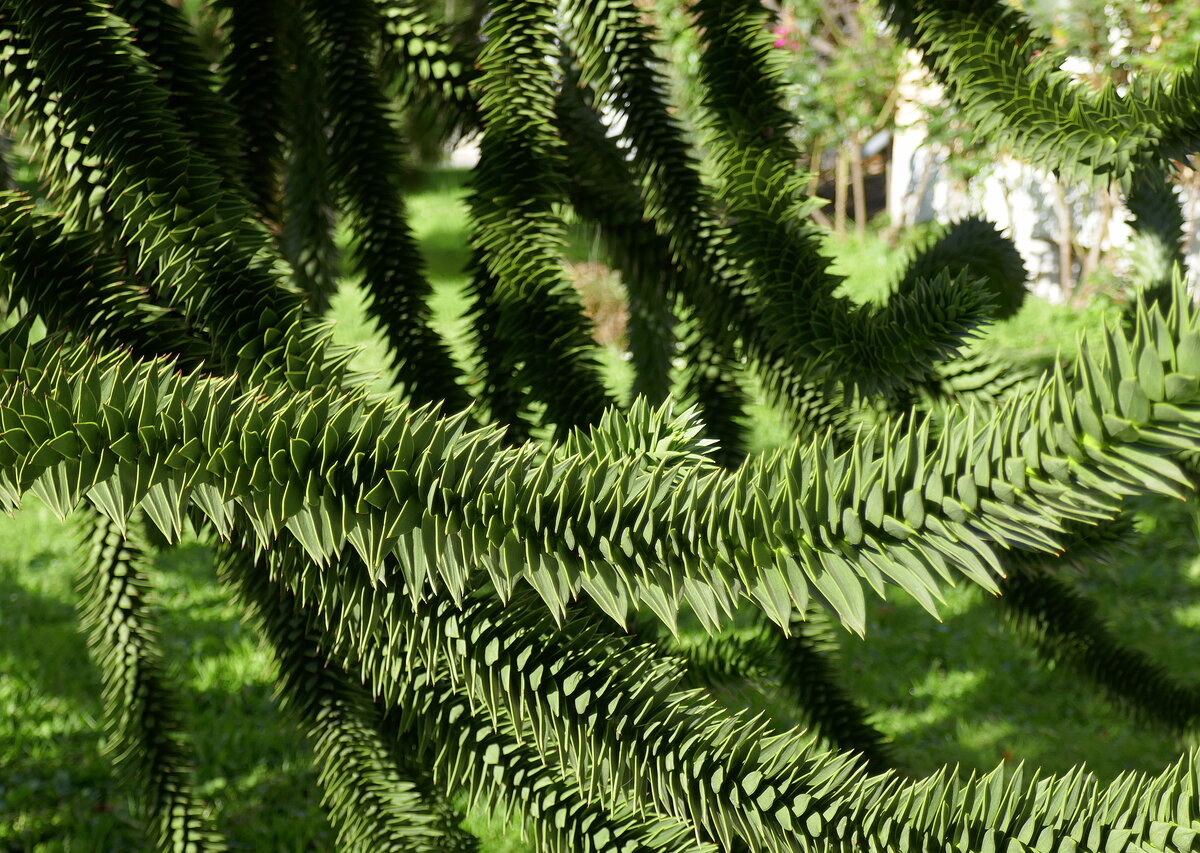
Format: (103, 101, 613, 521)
(75, 510, 225, 852)
(463, 0, 615, 435)
(894, 217, 1028, 321)
(1, 0, 340, 390)
(0, 18, 114, 235)
(108, 0, 247, 190)
(213, 0, 289, 223)
(0, 193, 211, 367)
(691, 0, 994, 394)
(883, 0, 1157, 186)
(299, 0, 469, 411)
(374, 0, 478, 135)
(279, 12, 340, 315)
(218, 542, 475, 853)
(554, 76, 750, 457)
(261, 548, 712, 853)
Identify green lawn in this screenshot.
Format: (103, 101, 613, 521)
(3, 170, 1198, 849)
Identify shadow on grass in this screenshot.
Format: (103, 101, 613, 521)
(0, 562, 143, 852)
(842, 493, 1200, 781)
(0, 542, 332, 851)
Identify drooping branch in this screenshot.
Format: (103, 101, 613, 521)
(75, 510, 226, 852)
(298, 0, 469, 411)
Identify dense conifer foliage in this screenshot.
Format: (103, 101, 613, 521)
(3, 0, 1200, 849)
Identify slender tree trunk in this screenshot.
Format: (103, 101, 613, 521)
(807, 140, 825, 197)
(906, 151, 936, 230)
(1051, 180, 1075, 301)
(1183, 158, 1200, 259)
(1076, 185, 1114, 303)
(834, 144, 849, 235)
(850, 132, 867, 235)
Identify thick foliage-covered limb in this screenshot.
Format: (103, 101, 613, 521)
(563, 0, 794, 414)
(893, 217, 1027, 321)
(258, 548, 713, 853)
(108, 0, 247, 191)
(1, 0, 360, 391)
(4, 331, 1200, 847)
(562, 0, 853, 440)
(4, 280, 1200, 638)
(692, 0, 995, 394)
(775, 612, 894, 773)
(888, 218, 1035, 410)
(278, 546, 1200, 853)
(554, 77, 749, 454)
(673, 615, 893, 773)
(0, 20, 116, 235)
(0, 193, 211, 366)
(374, 1, 479, 147)
(1125, 161, 1187, 310)
(385, 673, 706, 853)
(299, 0, 469, 411)
(279, 13, 340, 315)
(674, 321, 750, 468)
(461, 257, 532, 438)
(882, 0, 1157, 186)
(214, 0, 288, 224)
(564, 0, 730, 295)
(464, 0, 615, 435)
(1136, 52, 1200, 160)
(217, 542, 476, 852)
(553, 76, 677, 406)
(265, 542, 865, 853)
(882, 1, 1197, 318)
(75, 510, 225, 852)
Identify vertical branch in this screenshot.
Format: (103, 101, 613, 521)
(299, 0, 469, 410)
(465, 0, 616, 435)
(216, 0, 289, 227)
(280, 11, 340, 315)
(217, 543, 478, 852)
(75, 510, 226, 853)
